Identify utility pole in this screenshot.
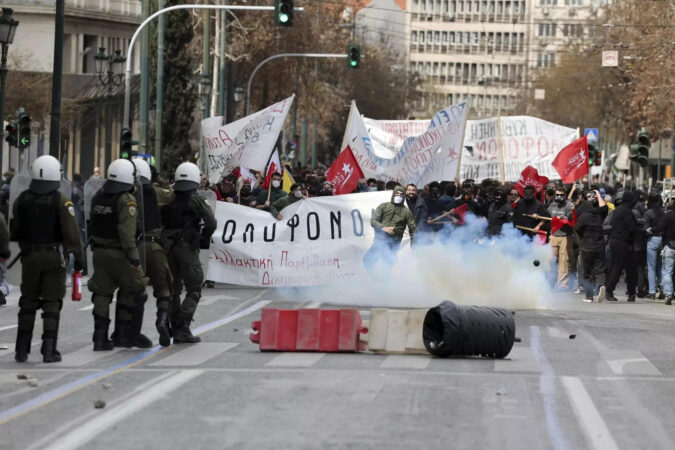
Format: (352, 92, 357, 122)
(154, 0, 165, 169)
(218, 0, 226, 117)
(200, 9, 211, 172)
(48, 0, 64, 159)
(139, 0, 151, 156)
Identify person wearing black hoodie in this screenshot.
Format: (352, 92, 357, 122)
(513, 185, 549, 238)
(643, 191, 665, 299)
(605, 190, 638, 302)
(574, 191, 608, 302)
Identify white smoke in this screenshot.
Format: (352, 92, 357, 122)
(278, 213, 557, 310)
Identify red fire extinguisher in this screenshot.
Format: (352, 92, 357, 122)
(72, 271, 82, 301)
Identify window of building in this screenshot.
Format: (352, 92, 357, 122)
(538, 23, 555, 37)
(565, 0, 582, 5)
(537, 52, 555, 67)
(540, 0, 557, 5)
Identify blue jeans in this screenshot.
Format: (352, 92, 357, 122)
(646, 236, 662, 294)
(363, 237, 400, 276)
(661, 246, 675, 296)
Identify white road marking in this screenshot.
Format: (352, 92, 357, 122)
(0, 325, 18, 332)
(265, 353, 324, 367)
(53, 346, 124, 367)
(494, 347, 542, 373)
(149, 343, 238, 366)
(379, 355, 430, 370)
(42, 370, 203, 450)
(77, 305, 94, 311)
(601, 350, 661, 376)
(561, 376, 619, 450)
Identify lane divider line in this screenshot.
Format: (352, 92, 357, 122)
(0, 300, 269, 425)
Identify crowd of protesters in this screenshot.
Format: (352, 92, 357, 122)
(203, 163, 675, 305)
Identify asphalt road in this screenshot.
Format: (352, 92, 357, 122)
(1, 280, 675, 450)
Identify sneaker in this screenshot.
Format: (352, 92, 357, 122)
(594, 286, 606, 303)
(666, 295, 673, 306)
(573, 287, 584, 295)
(583, 296, 593, 303)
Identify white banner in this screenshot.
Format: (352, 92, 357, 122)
(341, 101, 467, 186)
(201, 95, 294, 184)
(460, 116, 576, 182)
(206, 191, 401, 286)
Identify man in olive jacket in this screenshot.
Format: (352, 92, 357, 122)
(363, 186, 417, 275)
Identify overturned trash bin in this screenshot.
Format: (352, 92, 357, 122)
(423, 301, 516, 358)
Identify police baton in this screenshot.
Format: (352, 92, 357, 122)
(7, 252, 22, 269)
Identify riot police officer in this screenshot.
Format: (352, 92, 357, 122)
(162, 163, 216, 343)
(132, 158, 174, 347)
(88, 159, 147, 350)
(12, 155, 83, 362)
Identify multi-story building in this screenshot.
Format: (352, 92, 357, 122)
(2, 0, 141, 178)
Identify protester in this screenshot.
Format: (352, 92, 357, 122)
(356, 177, 368, 193)
(487, 188, 513, 237)
(367, 178, 378, 192)
(513, 186, 549, 239)
(574, 190, 608, 302)
(318, 182, 334, 197)
(548, 187, 575, 290)
(256, 172, 286, 211)
(90, 166, 101, 180)
(238, 182, 257, 208)
(425, 181, 454, 233)
(363, 186, 417, 275)
(631, 194, 648, 297)
(215, 175, 238, 203)
(605, 191, 638, 302)
(644, 191, 665, 299)
(405, 184, 428, 230)
(270, 183, 304, 220)
(653, 200, 675, 305)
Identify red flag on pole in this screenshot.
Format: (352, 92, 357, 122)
(514, 165, 549, 197)
(551, 135, 589, 183)
(261, 150, 281, 189)
(325, 146, 365, 195)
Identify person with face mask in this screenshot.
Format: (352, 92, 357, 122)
(363, 186, 417, 275)
(238, 182, 257, 208)
(487, 188, 514, 237)
(356, 177, 368, 193)
(547, 187, 576, 290)
(367, 178, 378, 192)
(270, 183, 304, 220)
(318, 182, 334, 197)
(605, 191, 639, 302)
(513, 185, 549, 238)
(575, 190, 608, 302)
(255, 172, 287, 211)
(425, 181, 454, 233)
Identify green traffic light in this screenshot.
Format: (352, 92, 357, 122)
(279, 13, 289, 23)
(20, 137, 29, 146)
(350, 60, 358, 67)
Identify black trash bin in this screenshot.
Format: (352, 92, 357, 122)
(423, 300, 516, 358)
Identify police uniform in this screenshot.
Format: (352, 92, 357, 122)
(12, 187, 83, 362)
(0, 215, 9, 306)
(162, 189, 217, 343)
(87, 182, 147, 350)
(138, 178, 175, 346)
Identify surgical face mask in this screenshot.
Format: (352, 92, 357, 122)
(393, 195, 404, 205)
(293, 190, 302, 199)
(272, 180, 281, 188)
(368, 186, 378, 192)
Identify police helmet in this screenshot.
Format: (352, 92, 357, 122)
(107, 159, 135, 185)
(174, 162, 201, 192)
(132, 157, 151, 184)
(31, 155, 61, 182)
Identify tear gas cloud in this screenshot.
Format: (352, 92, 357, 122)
(279, 214, 556, 310)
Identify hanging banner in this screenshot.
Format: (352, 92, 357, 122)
(460, 116, 576, 182)
(206, 191, 404, 286)
(201, 95, 294, 184)
(340, 101, 467, 186)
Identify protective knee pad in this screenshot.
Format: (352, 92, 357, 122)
(92, 295, 113, 320)
(41, 311, 60, 339)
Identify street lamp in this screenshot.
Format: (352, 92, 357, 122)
(0, 7, 19, 172)
(94, 47, 125, 168)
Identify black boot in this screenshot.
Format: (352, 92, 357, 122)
(41, 338, 62, 363)
(169, 295, 181, 337)
(156, 310, 171, 347)
(15, 331, 32, 362)
(173, 314, 201, 344)
(128, 293, 152, 348)
(93, 315, 114, 351)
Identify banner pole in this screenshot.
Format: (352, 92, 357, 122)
(454, 100, 470, 185)
(497, 114, 505, 184)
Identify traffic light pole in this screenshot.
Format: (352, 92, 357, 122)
(245, 53, 348, 116)
(122, 4, 304, 131)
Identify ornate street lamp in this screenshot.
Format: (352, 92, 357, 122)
(94, 47, 126, 167)
(0, 7, 19, 171)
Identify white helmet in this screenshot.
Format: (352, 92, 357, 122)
(107, 159, 135, 185)
(174, 162, 201, 191)
(132, 157, 151, 183)
(30, 155, 61, 182)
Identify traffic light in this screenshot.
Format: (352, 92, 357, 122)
(588, 141, 602, 166)
(4, 123, 17, 148)
(120, 128, 133, 159)
(347, 44, 360, 69)
(274, 0, 293, 26)
(18, 113, 31, 150)
(629, 128, 650, 167)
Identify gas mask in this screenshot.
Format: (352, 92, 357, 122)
(554, 194, 565, 204)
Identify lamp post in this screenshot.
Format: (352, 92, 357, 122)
(199, 74, 212, 172)
(0, 8, 19, 173)
(94, 47, 125, 169)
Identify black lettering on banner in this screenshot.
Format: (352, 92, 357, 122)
(286, 214, 300, 241)
(330, 211, 342, 239)
(351, 209, 364, 236)
(263, 223, 276, 242)
(243, 223, 254, 243)
(307, 212, 320, 241)
(222, 220, 236, 244)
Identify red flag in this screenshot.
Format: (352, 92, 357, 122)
(261, 150, 281, 189)
(514, 165, 549, 197)
(451, 203, 468, 225)
(551, 209, 578, 235)
(551, 135, 589, 183)
(325, 146, 364, 195)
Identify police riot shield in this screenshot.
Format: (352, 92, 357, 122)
(60, 177, 72, 200)
(8, 173, 32, 221)
(196, 189, 217, 215)
(83, 178, 106, 226)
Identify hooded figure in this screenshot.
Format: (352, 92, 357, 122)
(363, 186, 417, 275)
(487, 188, 513, 236)
(605, 190, 639, 302)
